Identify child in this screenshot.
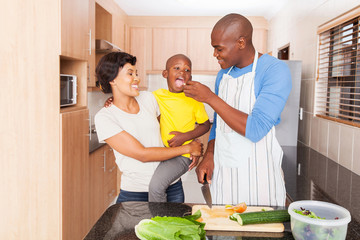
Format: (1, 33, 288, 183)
(149, 54, 211, 202)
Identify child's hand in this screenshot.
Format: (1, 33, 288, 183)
(167, 131, 188, 147)
(104, 96, 113, 108)
(188, 156, 200, 171)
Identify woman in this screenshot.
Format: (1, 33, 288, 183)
(94, 52, 202, 203)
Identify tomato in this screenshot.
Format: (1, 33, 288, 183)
(233, 202, 247, 213)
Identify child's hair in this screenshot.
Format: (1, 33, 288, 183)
(165, 54, 192, 71)
(95, 52, 137, 93)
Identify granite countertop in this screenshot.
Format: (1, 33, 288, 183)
(85, 143, 360, 239)
(282, 143, 360, 239)
(84, 202, 294, 240)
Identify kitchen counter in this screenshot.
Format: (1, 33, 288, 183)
(85, 143, 360, 239)
(84, 202, 293, 239)
(282, 143, 360, 239)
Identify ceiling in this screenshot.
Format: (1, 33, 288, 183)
(114, 0, 288, 20)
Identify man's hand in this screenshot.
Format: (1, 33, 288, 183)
(196, 140, 215, 184)
(183, 81, 215, 103)
(167, 131, 189, 147)
(104, 96, 113, 107)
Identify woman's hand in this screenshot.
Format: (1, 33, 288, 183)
(187, 139, 203, 157)
(188, 156, 200, 171)
(104, 96, 113, 107)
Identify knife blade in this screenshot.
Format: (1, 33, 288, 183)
(201, 174, 212, 209)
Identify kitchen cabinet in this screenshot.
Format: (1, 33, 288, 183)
(152, 28, 188, 71)
(88, 0, 96, 87)
(89, 144, 118, 227)
(61, 108, 90, 240)
(127, 16, 269, 85)
(61, 0, 90, 60)
(88, 0, 128, 88)
(129, 27, 148, 88)
(187, 28, 219, 72)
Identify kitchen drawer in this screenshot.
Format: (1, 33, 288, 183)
(104, 176, 117, 206)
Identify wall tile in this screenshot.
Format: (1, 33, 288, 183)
(310, 117, 319, 151)
(304, 80, 314, 113)
(303, 112, 312, 146)
(299, 80, 306, 109)
(318, 119, 328, 156)
(352, 129, 360, 176)
(328, 121, 340, 163)
(339, 125, 354, 171)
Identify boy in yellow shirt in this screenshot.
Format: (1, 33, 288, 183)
(149, 54, 211, 202)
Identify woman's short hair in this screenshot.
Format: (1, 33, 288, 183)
(95, 52, 137, 93)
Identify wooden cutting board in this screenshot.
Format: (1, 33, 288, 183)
(192, 205, 284, 232)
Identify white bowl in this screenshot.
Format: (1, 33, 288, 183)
(288, 200, 351, 240)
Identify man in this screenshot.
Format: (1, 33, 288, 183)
(184, 13, 292, 206)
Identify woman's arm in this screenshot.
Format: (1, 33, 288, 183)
(105, 130, 202, 162)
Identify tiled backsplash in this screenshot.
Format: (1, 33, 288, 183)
(88, 91, 113, 126)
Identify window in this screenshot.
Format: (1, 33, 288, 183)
(315, 8, 360, 127)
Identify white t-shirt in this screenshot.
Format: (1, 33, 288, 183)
(95, 91, 163, 192)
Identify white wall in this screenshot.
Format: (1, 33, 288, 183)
(268, 0, 360, 175)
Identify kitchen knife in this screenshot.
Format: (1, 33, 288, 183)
(201, 174, 212, 209)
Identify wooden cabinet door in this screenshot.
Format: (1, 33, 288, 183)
(89, 146, 105, 226)
(89, 145, 118, 226)
(104, 146, 117, 206)
(253, 28, 267, 54)
(187, 28, 219, 72)
(61, 0, 89, 60)
(61, 108, 90, 240)
(152, 28, 187, 71)
(129, 27, 148, 88)
(88, 0, 96, 87)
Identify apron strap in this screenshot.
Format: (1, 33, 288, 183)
(227, 50, 258, 75)
(226, 66, 234, 75)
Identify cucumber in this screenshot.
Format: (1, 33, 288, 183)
(230, 210, 290, 226)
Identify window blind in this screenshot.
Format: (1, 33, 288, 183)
(315, 14, 360, 127)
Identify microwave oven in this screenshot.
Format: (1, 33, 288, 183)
(60, 74, 77, 107)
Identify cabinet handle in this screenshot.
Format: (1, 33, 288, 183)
(88, 116, 91, 141)
(108, 166, 116, 173)
(88, 29, 92, 55)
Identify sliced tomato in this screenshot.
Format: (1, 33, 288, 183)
(233, 202, 247, 213)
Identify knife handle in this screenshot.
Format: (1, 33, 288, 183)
(203, 173, 208, 184)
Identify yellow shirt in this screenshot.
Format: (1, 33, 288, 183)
(153, 89, 209, 157)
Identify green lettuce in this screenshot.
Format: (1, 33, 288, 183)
(135, 210, 206, 240)
(293, 209, 325, 219)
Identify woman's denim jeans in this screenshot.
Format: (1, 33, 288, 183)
(116, 179, 184, 203)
